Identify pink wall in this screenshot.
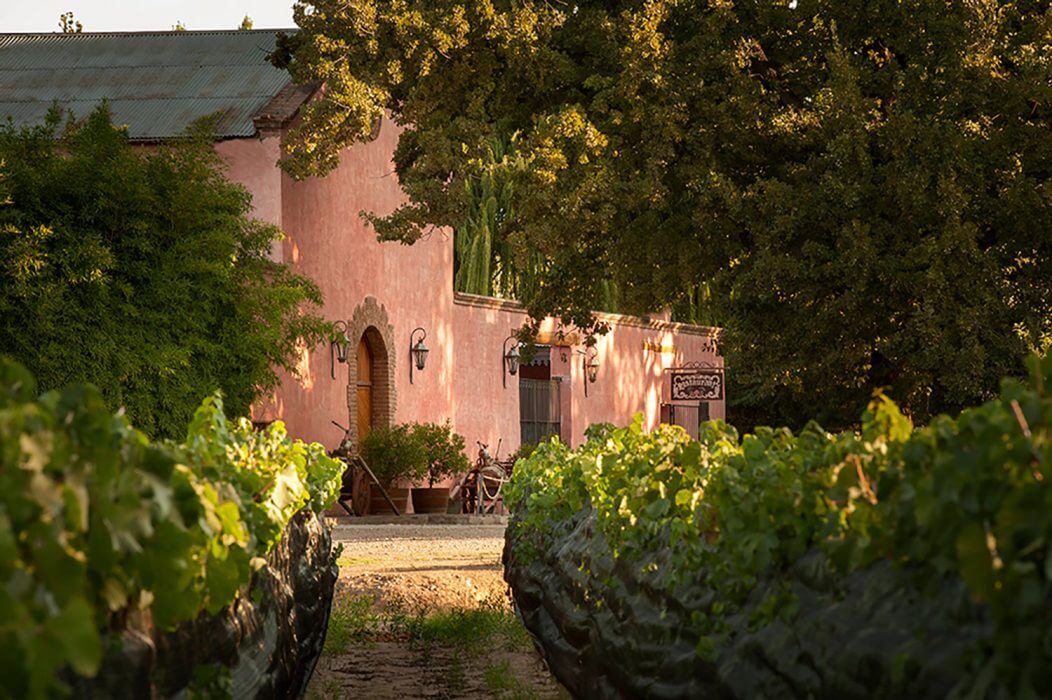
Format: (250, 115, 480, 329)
(449, 295, 723, 452)
(215, 135, 285, 262)
(275, 117, 457, 448)
(216, 121, 725, 467)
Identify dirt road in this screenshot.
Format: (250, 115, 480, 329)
(306, 523, 566, 699)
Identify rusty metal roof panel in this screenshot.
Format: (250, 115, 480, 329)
(0, 30, 298, 140)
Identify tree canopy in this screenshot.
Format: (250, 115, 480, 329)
(0, 107, 326, 438)
(276, 0, 1051, 428)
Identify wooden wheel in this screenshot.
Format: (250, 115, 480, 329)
(478, 464, 508, 514)
(350, 464, 370, 516)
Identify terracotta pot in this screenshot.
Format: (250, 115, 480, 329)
(411, 487, 450, 514)
(368, 485, 409, 515)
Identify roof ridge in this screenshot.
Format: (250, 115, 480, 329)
(0, 95, 288, 104)
(0, 29, 309, 141)
(3, 64, 283, 71)
(0, 29, 297, 38)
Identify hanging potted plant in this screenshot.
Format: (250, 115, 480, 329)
(361, 424, 425, 514)
(410, 421, 470, 514)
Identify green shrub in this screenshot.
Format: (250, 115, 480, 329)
(411, 420, 470, 487)
(507, 350, 1052, 692)
(0, 359, 343, 699)
(361, 424, 427, 487)
(0, 106, 327, 439)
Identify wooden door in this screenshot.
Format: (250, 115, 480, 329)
(356, 337, 373, 442)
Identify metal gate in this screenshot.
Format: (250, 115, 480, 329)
(520, 378, 561, 446)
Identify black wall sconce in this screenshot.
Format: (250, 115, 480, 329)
(410, 327, 429, 384)
(503, 335, 521, 388)
(578, 347, 600, 396)
(330, 320, 350, 379)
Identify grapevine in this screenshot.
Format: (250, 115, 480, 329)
(0, 359, 343, 698)
(506, 351, 1052, 694)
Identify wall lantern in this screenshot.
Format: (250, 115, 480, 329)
(503, 335, 521, 388)
(578, 347, 600, 396)
(410, 327, 429, 384)
(330, 320, 350, 379)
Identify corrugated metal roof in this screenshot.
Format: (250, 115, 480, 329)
(0, 30, 300, 140)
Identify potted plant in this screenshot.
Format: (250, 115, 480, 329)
(360, 424, 425, 514)
(409, 421, 470, 514)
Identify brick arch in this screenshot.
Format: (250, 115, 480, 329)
(345, 297, 396, 452)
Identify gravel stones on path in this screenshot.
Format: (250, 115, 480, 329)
(332, 524, 509, 610)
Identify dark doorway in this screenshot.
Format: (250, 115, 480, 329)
(519, 346, 561, 446)
(660, 402, 710, 440)
(520, 379, 561, 446)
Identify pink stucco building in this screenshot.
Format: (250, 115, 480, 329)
(225, 114, 725, 455)
(0, 29, 726, 470)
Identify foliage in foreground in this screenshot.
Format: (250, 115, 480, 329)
(0, 106, 327, 439)
(507, 351, 1052, 695)
(0, 359, 343, 698)
(276, 0, 1050, 430)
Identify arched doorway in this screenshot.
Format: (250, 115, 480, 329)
(344, 297, 397, 451)
(350, 327, 391, 515)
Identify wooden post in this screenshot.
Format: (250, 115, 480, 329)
(352, 454, 400, 515)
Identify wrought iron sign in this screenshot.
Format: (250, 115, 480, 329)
(669, 364, 725, 401)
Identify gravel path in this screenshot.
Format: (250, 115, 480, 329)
(332, 524, 509, 609)
(332, 523, 507, 552)
(308, 523, 565, 699)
